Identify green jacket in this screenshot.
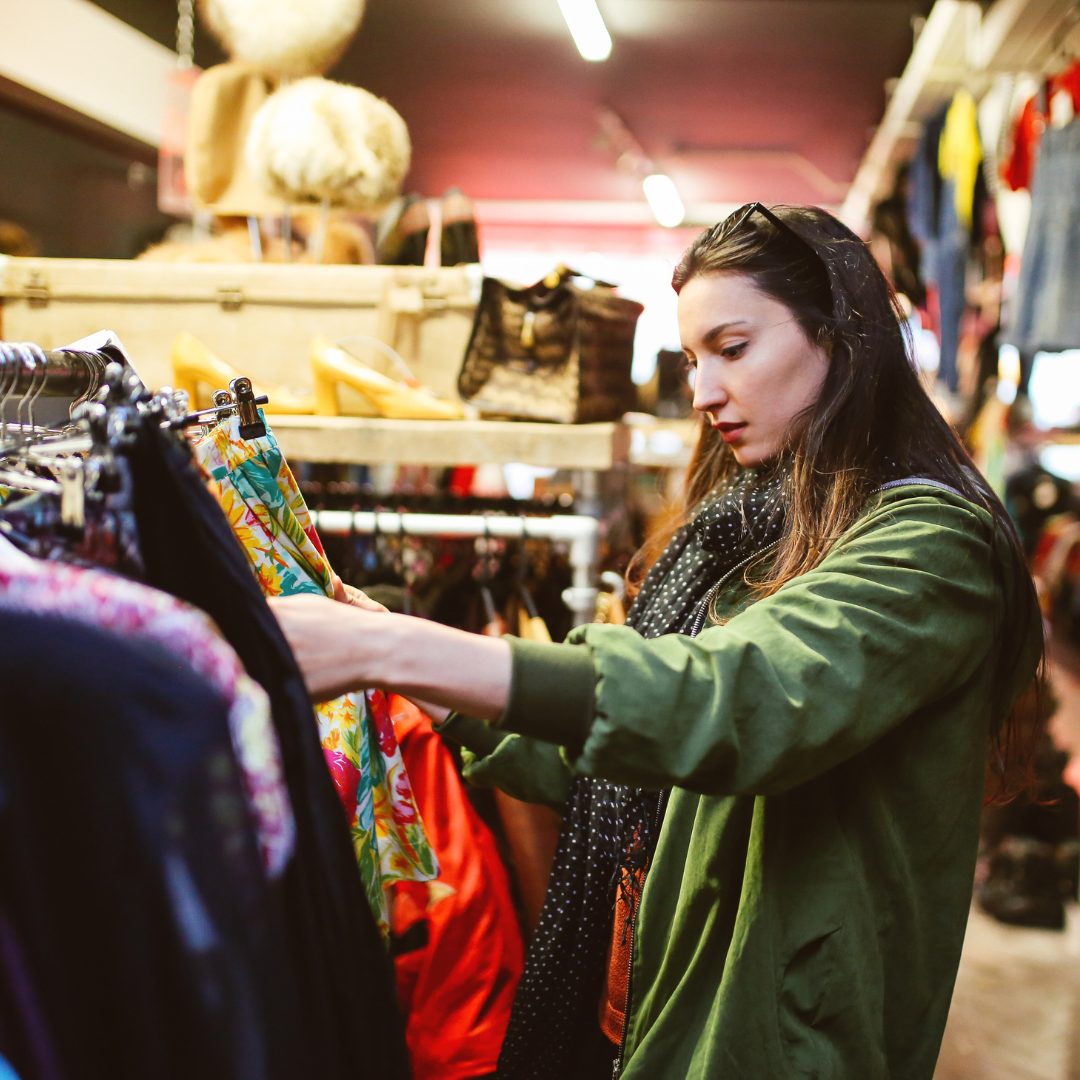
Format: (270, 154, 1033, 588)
(454, 484, 1040, 1079)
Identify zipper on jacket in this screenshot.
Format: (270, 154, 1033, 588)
(611, 538, 778, 1077)
(689, 539, 780, 638)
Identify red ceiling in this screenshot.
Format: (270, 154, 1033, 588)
(335, 0, 931, 206)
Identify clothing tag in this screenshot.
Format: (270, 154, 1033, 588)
(58, 463, 85, 528)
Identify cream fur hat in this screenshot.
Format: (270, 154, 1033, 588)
(246, 77, 410, 212)
(198, 0, 365, 78)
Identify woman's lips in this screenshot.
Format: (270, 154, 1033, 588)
(713, 422, 747, 444)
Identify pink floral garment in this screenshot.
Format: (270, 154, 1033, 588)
(0, 534, 295, 878)
(192, 414, 437, 937)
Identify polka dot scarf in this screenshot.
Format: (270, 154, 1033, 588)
(495, 466, 787, 1080)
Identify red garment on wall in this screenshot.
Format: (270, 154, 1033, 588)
(1002, 94, 1044, 192)
(1002, 62, 1080, 191)
(388, 696, 524, 1080)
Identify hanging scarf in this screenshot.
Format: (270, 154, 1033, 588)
(495, 466, 786, 1080)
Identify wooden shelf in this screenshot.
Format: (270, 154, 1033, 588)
(265, 414, 631, 469)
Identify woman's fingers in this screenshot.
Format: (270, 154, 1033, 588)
(330, 572, 389, 613)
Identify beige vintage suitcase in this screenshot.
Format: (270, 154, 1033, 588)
(0, 257, 479, 413)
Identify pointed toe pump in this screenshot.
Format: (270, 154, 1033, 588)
(309, 337, 464, 420)
(170, 332, 315, 414)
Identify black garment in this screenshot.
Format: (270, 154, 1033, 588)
(0, 611, 301, 1080)
(124, 420, 409, 1080)
(495, 469, 785, 1080)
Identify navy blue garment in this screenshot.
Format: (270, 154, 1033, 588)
(906, 103, 968, 392)
(123, 419, 409, 1080)
(907, 104, 948, 248)
(0, 611, 302, 1080)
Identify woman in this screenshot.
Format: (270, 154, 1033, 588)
(272, 205, 1043, 1080)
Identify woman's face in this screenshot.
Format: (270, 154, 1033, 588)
(678, 272, 830, 467)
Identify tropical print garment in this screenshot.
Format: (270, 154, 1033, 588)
(192, 413, 437, 935)
(0, 533, 295, 878)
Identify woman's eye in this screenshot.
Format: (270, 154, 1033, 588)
(721, 342, 748, 359)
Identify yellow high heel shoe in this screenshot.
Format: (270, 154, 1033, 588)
(309, 337, 464, 420)
(170, 332, 315, 414)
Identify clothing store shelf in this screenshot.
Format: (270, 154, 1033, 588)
(265, 414, 632, 470)
(841, 0, 1080, 232)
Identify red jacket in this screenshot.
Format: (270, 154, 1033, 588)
(389, 696, 524, 1080)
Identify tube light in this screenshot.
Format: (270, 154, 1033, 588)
(642, 173, 685, 228)
(556, 0, 612, 62)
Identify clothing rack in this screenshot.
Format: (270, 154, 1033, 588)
(310, 510, 601, 624)
(0, 341, 111, 401)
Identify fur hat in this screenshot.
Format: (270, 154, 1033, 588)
(198, 0, 364, 78)
(246, 77, 410, 212)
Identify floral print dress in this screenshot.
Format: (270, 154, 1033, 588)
(192, 412, 437, 936)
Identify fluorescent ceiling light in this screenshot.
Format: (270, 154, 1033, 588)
(556, 0, 612, 62)
(642, 174, 685, 228)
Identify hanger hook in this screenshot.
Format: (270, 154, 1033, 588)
(24, 345, 47, 436)
(0, 343, 19, 443)
(13, 344, 38, 440)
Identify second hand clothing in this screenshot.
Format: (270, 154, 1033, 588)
(193, 412, 438, 936)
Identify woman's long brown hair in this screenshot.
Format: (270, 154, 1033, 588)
(636, 205, 1044, 803)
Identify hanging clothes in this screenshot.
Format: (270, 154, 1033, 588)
(388, 695, 524, 1080)
(0, 608, 304, 1080)
(125, 415, 410, 1080)
(940, 88, 983, 230)
(1006, 117, 1080, 353)
(192, 413, 437, 935)
(907, 101, 969, 391)
(1003, 63, 1080, 193)
(977, 74, 1034, 256)
(0, 533, 295, 877)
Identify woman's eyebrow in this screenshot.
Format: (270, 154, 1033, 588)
(701, 320, 750, 345)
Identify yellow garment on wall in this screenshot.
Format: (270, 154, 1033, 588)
(939, 88, 983, 230)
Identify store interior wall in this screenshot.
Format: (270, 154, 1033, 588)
(0, 100, 173, 259)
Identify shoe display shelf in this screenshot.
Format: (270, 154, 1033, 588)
(264, 414, 626, 469)
(263, 414, 697, 470)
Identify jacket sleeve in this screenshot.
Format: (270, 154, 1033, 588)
(434, 711, 572, 811)
(460, 734, 572, 812)
(499, 495, 1015, 796)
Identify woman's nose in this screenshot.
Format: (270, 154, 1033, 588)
(692, 365, 727, 414)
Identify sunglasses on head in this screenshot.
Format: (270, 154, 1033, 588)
(707, 202, 834, 314)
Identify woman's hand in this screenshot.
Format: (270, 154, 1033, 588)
(268, 593, 513, 719)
